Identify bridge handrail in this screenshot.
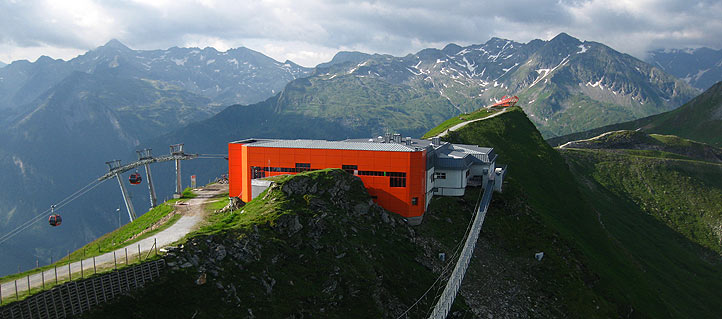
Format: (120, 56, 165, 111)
(429, 178, 495, 319)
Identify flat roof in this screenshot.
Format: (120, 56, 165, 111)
(233, 139, 421, 152)
(231, 138, 494, 158)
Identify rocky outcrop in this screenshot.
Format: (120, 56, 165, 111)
(162, 169, 449, 318)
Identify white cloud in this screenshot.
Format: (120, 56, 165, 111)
(0, 0, 720, 66)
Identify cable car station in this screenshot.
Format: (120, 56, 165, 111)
(228, 134, 505, 225)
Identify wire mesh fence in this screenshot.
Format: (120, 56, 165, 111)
(0, 238, 159, 305)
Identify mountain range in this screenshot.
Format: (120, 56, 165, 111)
(647, 47, 722, 91)
(0, 39, 310, 117)
(0, 34, 713, 276)
(168, 33, 697, 143)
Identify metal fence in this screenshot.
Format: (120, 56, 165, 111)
(0, 238, 159, 305)
(0, 259, 165, 319)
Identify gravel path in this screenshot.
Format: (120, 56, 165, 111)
(0, 184, 227, 299)
(435, 108, 509, 138)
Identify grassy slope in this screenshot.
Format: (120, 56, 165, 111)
(548, 81, 722, 147)
(421, 108, 494, 138)
(559, 129, 722, 163)
(442, 106, 722, 317)
(560, 149, 722, 254)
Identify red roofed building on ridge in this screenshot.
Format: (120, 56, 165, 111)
(228, 133, 505, 225)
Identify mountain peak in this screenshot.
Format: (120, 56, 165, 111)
(99, 39, 131, 51)
(442, 43, 463, 55)
(550, 32, 580, 44)
(34, 55, 57, 64)
(316, 51, 372, 68)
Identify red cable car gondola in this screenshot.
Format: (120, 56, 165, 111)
(129, 171, 142, 185)
(49, 214, 62, 227)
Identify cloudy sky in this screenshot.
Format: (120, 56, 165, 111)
(1, 0, 721, 67)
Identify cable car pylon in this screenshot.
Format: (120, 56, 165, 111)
(170, 144, 185, 198)
(99, 144, 198, 224)
(137, 149, 158, 208)
(106, 160, 138, 222)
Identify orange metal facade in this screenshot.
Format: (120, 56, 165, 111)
(228, 142, 427, 219)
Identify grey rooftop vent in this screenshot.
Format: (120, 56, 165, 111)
(393, 133, 402, 143)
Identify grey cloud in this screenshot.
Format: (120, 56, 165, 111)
(0, 0, 720, 66)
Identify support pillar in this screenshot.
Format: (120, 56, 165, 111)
(175, 158, 182, 197)
(170, 144, 184, 198)
(145, 163, 157, 208)
(137, 149, 158, 208)
(115, 173, 137, 222)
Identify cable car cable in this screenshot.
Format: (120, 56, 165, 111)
(0, 178, 107, 245)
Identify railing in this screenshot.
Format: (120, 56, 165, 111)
(428, 179, 495, 319)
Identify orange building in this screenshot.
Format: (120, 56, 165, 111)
(228, 135, 502, 225)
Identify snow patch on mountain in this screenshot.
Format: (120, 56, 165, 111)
(462, 57, 477, 72)
(586, 76, 605, 89)
(530, 55, 570, 88)
(172, 57, 187, 66)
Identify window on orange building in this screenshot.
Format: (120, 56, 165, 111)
(412, 197, 418, 205)
(389, 172, 406, 187)
(342, 165, 358, 175)
(295, 163, 311, 172)
(251, 166, 265, 179)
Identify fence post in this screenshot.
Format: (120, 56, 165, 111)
(66, 249, 71, 281)
(15, 280, 18, 300)
(54, 265, 58, 284)
(125, 248, 128, 265)
(26, 275, 30, 294)
(42, 270, 45, 289)
(138, 244, 141, 262)
(81, 259, 84, 279)
(155, 238, 158, 256)
(114, 251, 117, 270)
(1, 277, 3, 304)
(93, 256, 97, 274)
